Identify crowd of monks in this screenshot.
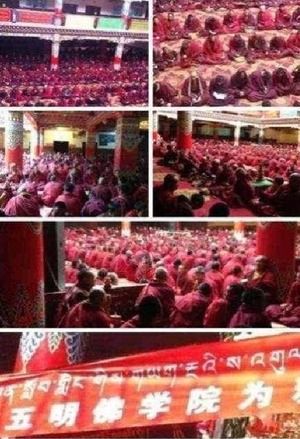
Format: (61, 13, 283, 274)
(154, 0, 300, 106)
(0, 152, 148, 216)
(153, 137, 300, 217)
(0, 43, 148, 107)
(58, 226, 300, 328)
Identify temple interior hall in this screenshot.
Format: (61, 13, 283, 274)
(1, 221, 300, 329)
(0, 110, 149, 217)
(0, 0, 148, 107)
(153, 109, 300, 217)
(153, 0, 300, 107)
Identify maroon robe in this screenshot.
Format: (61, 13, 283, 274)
(136, 281, 175, 321)
(292, 67, 300, 95)
(248, 35, 268, 61)
(241, 11, 257, 29)
(269, 36, 292, 59)
(204, 298, 234, 327)
(248, 270, 278, 303)
(64, 301, 111, 328)
(273, 68, 293, 96)
(275, 7, 291, 29)
(184, 14, 201, 32)
(4, 193, 40, 217)
(228, 35, 248, 61)
(209, 75, 236, 106)
(181, 75, 209, 106)
(202, 36, 226, 64)
(204, 16, 223, 35)
(154, 81, 178, 106)
(229, 305, 271, 328)
(55, 192, 83, 216)
(171, 292, 210, 327)
(292, 7, 300, 29)
(248, 70, 278, 102)
(230, 69, 249, 99)
(257, 9, 275, 30)
(223, 12, 241, 33)
(287, 32, 300, 57)
(153, 17, 167, 41)
(41, 181, 63, 207)
(165, 17, 184, 40)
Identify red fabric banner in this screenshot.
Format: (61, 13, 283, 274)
(0, 334, 300, 438)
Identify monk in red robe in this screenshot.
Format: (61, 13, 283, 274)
(209, 75, 236, 106)
(269, 36, 293, 59)
(203, 16, 223, 36)
(230, 69, 250, 99)
(240, 8, 257, 30)
(247, 34, 268, 62)
(229, 287, 272, 328)
(202, 36, 227, 64)
(136, 267, 176, 324)
(165, 12, 185, 40)
(181, 71, 209, 106)
(64, 289, 111, 328)
(4, 191, 40, 217)
(292, 66, 300, 95)
(171, 282, 212, 327)
(153, 15, 167, 42)
(273, 67, 293, 97)
(248, 69, 278, 103)
(223, 10, 242, 33)
(204, 283, 244, 327)
(257, 5, 275, 30)
(275, 4, 291, 29)
(55, 182, 84, 216)
(292, 7, 300, 29)
(205, 262, 225, 299)
(287, 30, 300, 58)
(161, 46, 178, 67)
(228, 35, 248, 62)
(248, 256, 278, 304)
(153, 81, 178, 106)
(184, 14, 201, 32)
(122, 296, 163, 328)
(180, 40, 202, 63)
(41, 176, 63, 207)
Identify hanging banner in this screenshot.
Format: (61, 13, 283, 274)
(1, 334, 300, 437)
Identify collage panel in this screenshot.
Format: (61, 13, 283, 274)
(0, 330, 300, 438)
(0, 0, 149, 107)
(0, 109, 149, 217)
(153, 0, 299, 107)
(0, 220, 298, 329)
(153, 108, 300, 217)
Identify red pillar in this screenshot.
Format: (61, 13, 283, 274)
(5, 111, 23, 171)
(0, 223, 45, 327)
(114, 116, 140, 171)
(256, 222, 297, 298)
(177, 111, 192, 150)
(14, 332, 86, 373)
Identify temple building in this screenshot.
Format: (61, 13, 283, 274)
(0, 0, 148, 106)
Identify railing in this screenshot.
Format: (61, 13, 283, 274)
(0, 8, 148, 32)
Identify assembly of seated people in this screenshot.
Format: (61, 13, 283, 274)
(45, 225, 300, 329)
(0, 152, 148, 217)
(153, 136, 300, 217)
(153, 0, 300, 106)
(0, 39, 148, 107)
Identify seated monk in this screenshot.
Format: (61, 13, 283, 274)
(170, 282, 212, 328)
(257, 5, 275, 30)
(272, 67, 293, 97)
(203, 16, 223, 36)
(202, 35, 227, 65)
(233, 168, 256, 209)
(165, 12, 186, 40)
(230, 69, 250, 99)
(153, 81, 178, 106)
(275, 4, 291, 30)
(63, 288, 111, 328)
(4, 190, 40, 217)
(161, 46, 178, 67)
(180, 40, 203, 64)
(292, 66, 300, 95)
(247, 34, 268, 62)
(275, 173, 300, 216)
(248, 256, 278, 305)
(181, 71, 209, 106)
(228, 35, 248, 62)
(184, 13, 201, 32)
(153, 173, 178, 216)
(287, 30, 300, 58)
(230, 288, 271, 328)
(122, 296, 163, 328)
(209, 74, 236, 106)
(153, 15, 166, 42)
(240, 8, 257, 30)
(204, 283, 244, 328)
(223, 10, 242, 33)
(136, 267, 176, 326)
(269, 36, 293, 59)
(292, 7, 300, 30)
(248, 69, 278, 103)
